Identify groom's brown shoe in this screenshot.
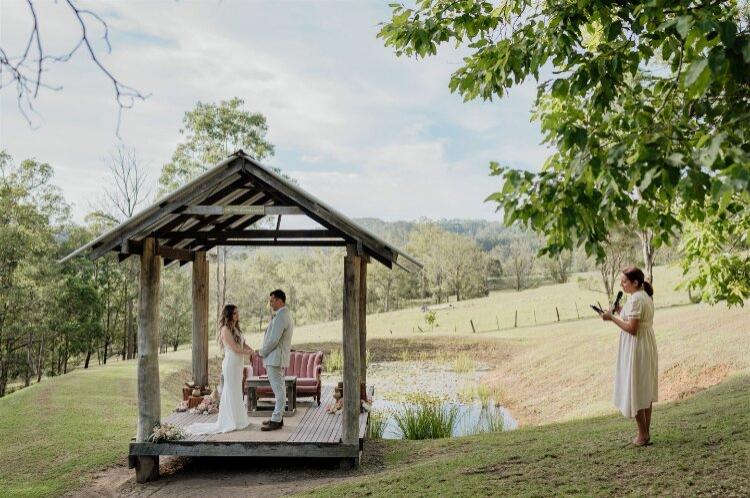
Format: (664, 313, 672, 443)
(262, 419, 283, 427)
(261, 420, 283, 431)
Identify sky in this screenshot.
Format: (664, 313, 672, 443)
(0, 0, 548, 223)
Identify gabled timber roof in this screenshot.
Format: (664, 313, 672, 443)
(61, 150, 422, 270)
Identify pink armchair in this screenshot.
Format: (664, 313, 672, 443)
(243, 350, 324, 405)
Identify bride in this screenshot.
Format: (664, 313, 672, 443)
(187, 304, 254, 435)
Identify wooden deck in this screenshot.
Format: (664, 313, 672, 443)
(129, 385, 371, 464)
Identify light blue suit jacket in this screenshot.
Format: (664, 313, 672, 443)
(259, 306, 294, 368)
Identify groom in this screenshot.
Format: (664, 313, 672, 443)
(258, 289, 294, 431)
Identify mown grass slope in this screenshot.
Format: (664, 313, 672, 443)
(302, 373, 750, 497)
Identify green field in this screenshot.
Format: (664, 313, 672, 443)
(285, 265, 692, 343)
(302, 372, 750, 497)
(0, 264, 747, 496)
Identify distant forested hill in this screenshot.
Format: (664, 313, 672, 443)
(353, 218, 525, 251)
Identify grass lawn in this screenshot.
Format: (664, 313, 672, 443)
(0, 264, 746, 496)
(0, 352, 190, 497)
(302, 372, 750, 497)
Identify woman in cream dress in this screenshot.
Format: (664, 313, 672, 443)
(601, 266, 658, 446)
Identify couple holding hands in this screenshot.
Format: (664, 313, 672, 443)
(188, 289, 294, 435)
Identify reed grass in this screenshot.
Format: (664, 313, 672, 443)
(452, 353, 475, 373)
(393, 395, 460, 440)
(472, 406, 505, 434)
(323, 349, 343, 372)
(367, 410, 388, 439)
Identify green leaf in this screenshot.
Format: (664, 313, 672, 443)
(742, 39, 750, 63)
(676, 15, 693, 40)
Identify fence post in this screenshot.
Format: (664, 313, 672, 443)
(556, 307, 560, 322)
(533, 309, 537, 325)
(496, 316, 500, 330)
(514, 310, 518, 328)
(575, 302, 580, 319)
(470, 320, 477, 333)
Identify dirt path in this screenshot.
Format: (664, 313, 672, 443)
(68, 444, 386, 497)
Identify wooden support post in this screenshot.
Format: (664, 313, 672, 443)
(358, 257, 367, 390)
(342, 244, 361, 447)
(556, 307, 561, 322)
(192, 250, 209, 388)
(136, 237, 161, 482)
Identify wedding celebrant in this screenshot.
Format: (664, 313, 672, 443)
(259, 289, 295, 432)
(186, 304, 254, 435)
(601, 266, 658, 447)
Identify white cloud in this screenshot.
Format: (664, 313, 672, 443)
(0, 1, 547, 223)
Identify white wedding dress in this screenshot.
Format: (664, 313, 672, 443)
(186, 338, 251, 435)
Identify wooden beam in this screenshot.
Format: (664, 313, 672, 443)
(161, 190, 266, 248)
(119, 240, 194, 262)
(239, 161, 395, 269)
(183, 205, 304, 216)
(359, 257, 368, 389)
(342, 244, 361, 446)
(198, 240, 347, 247)
(159, 229, 340, 240)
(136, 237, 161, 481)
(192, 251, 209, 388)
(157, 245, 193, 262)
(89, 160, 244, 260)
(129, 442, 360, 459)
(155, 179, 256, 237)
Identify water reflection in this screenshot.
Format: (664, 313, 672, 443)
(371, 399, 518, 439)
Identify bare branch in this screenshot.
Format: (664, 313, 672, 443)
(0, 0, 148, 133)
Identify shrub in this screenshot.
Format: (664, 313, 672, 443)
(393, 395, 460, 440)
(367, 410, 388, 439)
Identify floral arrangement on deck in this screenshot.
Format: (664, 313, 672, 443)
(148, 423, 186, 443)
(175, 400, 189, 412)
(189, 390, 219, 415)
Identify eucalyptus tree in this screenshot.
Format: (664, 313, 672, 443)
(381, 0, 750, 305)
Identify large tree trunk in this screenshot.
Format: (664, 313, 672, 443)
(84, 348, 92, 369)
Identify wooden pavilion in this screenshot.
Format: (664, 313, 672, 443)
(61, 150, 421, 482)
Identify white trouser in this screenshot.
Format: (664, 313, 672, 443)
(266, 365, 285, 422)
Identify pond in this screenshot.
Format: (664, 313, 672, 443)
(371, 398, 518, 439)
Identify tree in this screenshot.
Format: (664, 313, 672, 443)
(407, 224, 488, 302)
(89, 146, 150, 360)
(544, 251, 574, 284)
(598, 230, 638, 303)
(381, 0, 750, 305)
(503, 238, 536, 292)
(0, 153, 66, 395)
(160, 267, 191, 352)
(158, 98, 277, 329)
(158, 98, 275, 194)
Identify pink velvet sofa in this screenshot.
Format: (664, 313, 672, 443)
(242, 350, 324, 405)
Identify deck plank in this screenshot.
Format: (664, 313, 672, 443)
(289, 385, 332, 443)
